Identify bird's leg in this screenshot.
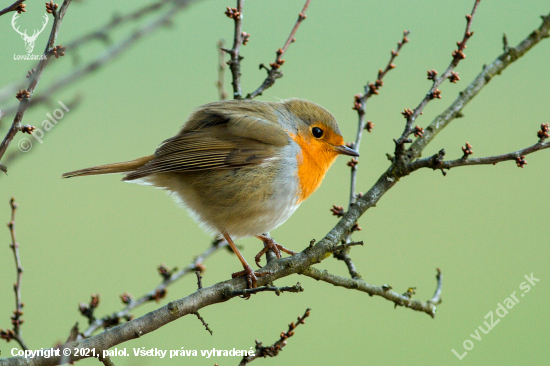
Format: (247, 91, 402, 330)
(222, 231, 266, 289)
(254, 234, 297, 268)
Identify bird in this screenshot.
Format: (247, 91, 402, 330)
(62, 99, 359, 288)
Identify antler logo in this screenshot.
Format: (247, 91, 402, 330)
(11, 13, 48, 54)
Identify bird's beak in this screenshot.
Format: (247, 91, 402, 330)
(334, 145, 360, 157)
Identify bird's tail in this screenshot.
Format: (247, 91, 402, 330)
(62, 155, 155, 178)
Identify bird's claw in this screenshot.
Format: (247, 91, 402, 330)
(232, 266, 270, 289)
(254, 235, 297, 268)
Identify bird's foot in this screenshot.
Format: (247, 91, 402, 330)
(232, 265, 269, 289)
(254, 235, 297, 268)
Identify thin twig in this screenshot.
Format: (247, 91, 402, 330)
(332, 241, 363, 251)
(0, 198, 28, 350)
(408, 16, 550, 166)
(246, 0, 311, 99)
(331, 240, 363, 279)
(411, 15, 550, 163)
(98, 355, 116, 366)
(0, 0, 25, 17)
(193, 312, 213, 335)
(9, 198, 25, 347)
(333, 250, 362, 280)
(408, 140, 550, 172)
(337, 32, 410, 280)
(335, 32, 410, 277)
(80, 239, 227, 338)
(239, 308, 311, 365)
(350, 30, 410, 206)
(428, 268, 443, 305)
(394, 0, 481, 158)
(0, 0, 73, 166)
(230, 282, 304, 298)
(302, 267, 442, 318)
(224, 0, 244, 99)
(195, 270, 203, 289)
(216, 40, 228, 100)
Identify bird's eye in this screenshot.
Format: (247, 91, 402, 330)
(312, 127, 324, 138)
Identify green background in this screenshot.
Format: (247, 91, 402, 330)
(0, 0, 549, 365)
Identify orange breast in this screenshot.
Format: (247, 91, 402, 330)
(289, 132, 340, 203)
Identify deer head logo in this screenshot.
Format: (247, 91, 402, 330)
(11, 13, 49, 54)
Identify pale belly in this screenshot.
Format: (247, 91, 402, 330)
(143, 156, 301, 238)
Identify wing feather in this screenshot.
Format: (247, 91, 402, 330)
(124, 101, 289, 181)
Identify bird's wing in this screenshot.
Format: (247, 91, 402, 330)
(123, 103, 289, 181)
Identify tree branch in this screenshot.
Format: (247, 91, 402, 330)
(0, 0, 25, 17)
(0, 0, 197, 121)
(230, 282, 304, 298)
(394, 0, 480, 158)
(2, 4, 550, 366)
(0, 198, 28, 350)
(349, 30, 410, 205)
(408, 12, 550, 162)
(239, 308, 311, 365)
(224, 0, 244, 99)
(80, 239, 227, 338)
(245, 0, 311, 99)
(193, 312, 213, 336)
(335, 31, 410, 280)
(0, 0, 73, 167)
(332, 249, 362, 280)
(409, 140, 550, 173)
(302, 267, 441, 318)
(0, 161, 403, 365)
(429, 268, 443, 305)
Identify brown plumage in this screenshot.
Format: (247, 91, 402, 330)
(61, 155, 155, 178)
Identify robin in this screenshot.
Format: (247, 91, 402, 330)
(63, 99, 359, 288)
